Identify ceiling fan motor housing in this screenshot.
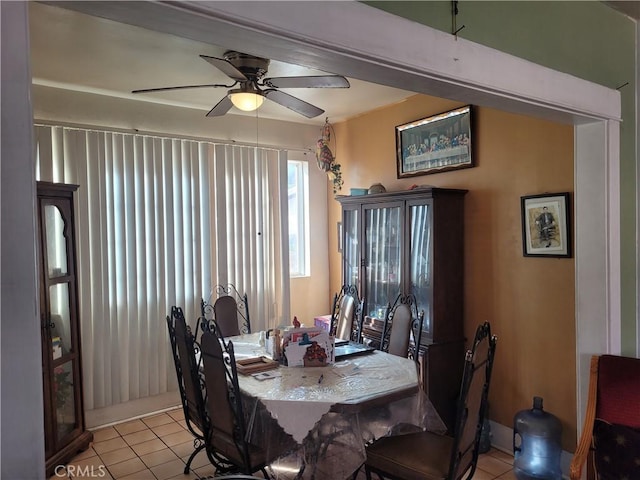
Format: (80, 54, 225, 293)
(224, 50, 270, 79)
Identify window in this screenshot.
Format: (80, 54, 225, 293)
(288, 160, 310, 277)
(36, 125, 291, 412)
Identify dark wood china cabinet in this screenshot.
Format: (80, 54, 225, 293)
(37, 182, 92, 476)
(337, 187, 467, 430)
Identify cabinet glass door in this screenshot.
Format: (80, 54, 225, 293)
(53, 360, 77, 440)
(342, 208, 359, 287)
(49, 283, 72, 359)
(409, 202, 432, 337)
(364, 205, 402, 318)
(45, 204, 69, 278)
(42, 202, 79, 449)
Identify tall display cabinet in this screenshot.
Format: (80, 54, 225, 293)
(337, 187, 467, 430)
(37, 182, 92, 475)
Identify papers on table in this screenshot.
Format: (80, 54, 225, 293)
(251, 370, 282, 381)
(332, 363, 361, 378)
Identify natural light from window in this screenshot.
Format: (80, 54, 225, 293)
(288, 160, 310, 277)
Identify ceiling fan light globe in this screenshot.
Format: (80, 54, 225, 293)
(230, 92, 264, 111)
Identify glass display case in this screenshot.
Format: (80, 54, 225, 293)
(37, 182, 92, 475)
(338, 187, 466, 343)
(337, 187, 467, 430)
(363, 202, 402, 320)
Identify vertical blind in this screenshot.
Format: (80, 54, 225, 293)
(35, 125, 290, 410)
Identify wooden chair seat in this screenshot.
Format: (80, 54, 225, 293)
(364, 322, 497, 480)
(209, 430, 270, 469)
(365, 431, 453, 480)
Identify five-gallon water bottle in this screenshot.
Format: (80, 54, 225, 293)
(513, 396, 562, 480)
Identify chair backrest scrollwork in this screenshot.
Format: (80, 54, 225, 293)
(200, 284, 251, 339)
(380, 293, 424, 360)
(166, 306, 208, 446)
(447, 321, 497, 480)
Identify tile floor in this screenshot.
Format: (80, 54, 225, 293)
(54, 408, 517, 479)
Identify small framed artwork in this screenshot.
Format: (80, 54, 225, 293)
(396, 105, 473, 178)
(521, 192, 572, 258)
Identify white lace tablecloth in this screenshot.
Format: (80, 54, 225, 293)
(225, 333, 445, 479)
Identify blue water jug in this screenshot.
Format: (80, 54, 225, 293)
(513, 397, 562, 480)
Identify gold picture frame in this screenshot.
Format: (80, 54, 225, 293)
(396, 105, 473, 178)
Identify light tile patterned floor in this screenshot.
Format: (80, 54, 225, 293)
(53, 407, 516, 479)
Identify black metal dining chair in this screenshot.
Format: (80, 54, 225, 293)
(363, 322, 497, 480)
(330, 284, 363, 342)
(166, 305, 208, 474)
(199, 321, 278, 477)
(380, 294, 424, 361)
(201, 284, 251, 339)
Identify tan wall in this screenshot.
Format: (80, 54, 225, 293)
(289, 151, 332, 323)
(328, 95, 577, 450)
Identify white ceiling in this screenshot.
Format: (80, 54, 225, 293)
(30, 1, 634, 128)
(29, 2, 415, 126)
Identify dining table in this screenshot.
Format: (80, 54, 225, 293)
(223, 331, 446, 480)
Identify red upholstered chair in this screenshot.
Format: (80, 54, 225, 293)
(570, 354, 640, 480)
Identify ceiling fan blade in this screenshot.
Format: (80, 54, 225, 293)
(263, 75, 350, 89)
(132, 83, 234, 94)
(206, 95, 234, 117)
(263, 89, 324, 118)
(200, 54, 248, 82)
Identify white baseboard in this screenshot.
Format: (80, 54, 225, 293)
(85, 391, 181, 430)
(489, 420, 573, 479)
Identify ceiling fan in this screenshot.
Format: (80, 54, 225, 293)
(132, 51, 350, 118)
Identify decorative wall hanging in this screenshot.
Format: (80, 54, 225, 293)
(396, 105, 473, 178)
(521, 192, 572, 258)
(315, 118, 343, 194)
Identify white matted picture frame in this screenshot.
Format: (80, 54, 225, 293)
(521, 192, 572, 258)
